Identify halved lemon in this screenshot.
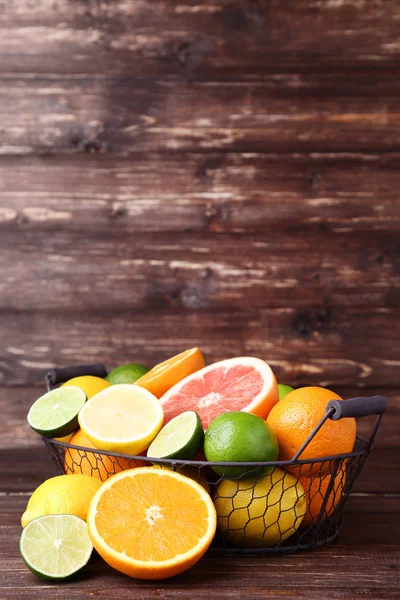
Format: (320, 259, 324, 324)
(78, 384, 164, 455)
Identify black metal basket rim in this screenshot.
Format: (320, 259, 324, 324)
(46, 434, 369, 468)
(208, 529, 341, 554)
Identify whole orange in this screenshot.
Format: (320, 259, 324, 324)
(64, 429, 146, 481)
(299, 470, 347, 528)
(266, 387, 356, 472)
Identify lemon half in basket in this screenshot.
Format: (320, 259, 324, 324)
(78, 384, 164, 455)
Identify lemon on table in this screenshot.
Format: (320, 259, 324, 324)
(27, 386, 86, 438)
(20, 514, 93, 580)
(21, 474, 102, 528)
(62, 375, 110, 399)
(78, 384, 164, 455)
(214, 468, 306, 547)
(147, 411, 204, 460)
(278, 384, 294, 400)
(106, 363, 149, 385)
(204, 411, 279, 479)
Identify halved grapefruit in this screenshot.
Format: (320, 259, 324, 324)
(159, 357, 279, 430)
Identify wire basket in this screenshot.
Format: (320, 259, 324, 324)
(42, 363, 388, 554)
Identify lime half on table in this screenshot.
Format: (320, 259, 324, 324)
(27, 386, 86, 438)
(147, 411, 204, 460)
(20, 514, 93, 580)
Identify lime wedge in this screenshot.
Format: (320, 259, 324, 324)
(147, 411, 204, 460)
(27, 386, 87, 438)
(20, 514, 93, 580)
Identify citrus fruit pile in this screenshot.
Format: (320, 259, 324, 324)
(22, 348, 356, 581)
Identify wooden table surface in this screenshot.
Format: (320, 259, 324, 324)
(1, 0, 400, 598)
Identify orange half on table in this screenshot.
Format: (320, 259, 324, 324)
(87, 467, 217, 580)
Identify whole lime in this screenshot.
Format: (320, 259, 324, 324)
(106, 363, 149, 385)
(278, 384, 294, 400)
(204, 411, 279, 479)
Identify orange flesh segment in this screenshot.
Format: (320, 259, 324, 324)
(135, 348, 205, 398)
(94, 471, 212, 561)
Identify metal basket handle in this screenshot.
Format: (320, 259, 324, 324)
(45, 363, 108, 390)
(292, 395, 388, 460)
(327, 395, 388, 420)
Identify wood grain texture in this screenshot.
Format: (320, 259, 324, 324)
(0, 154, 399, 316)
(1, 0, 400, 78)
(3, 75, 400, 153)
(1, 228, 398, 311)
(1, 494, 399, 599)
(0, 307, 399, 387)
(1, 154, 400, 230)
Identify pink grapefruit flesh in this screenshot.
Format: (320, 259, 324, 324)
(159, 357, 279, 430)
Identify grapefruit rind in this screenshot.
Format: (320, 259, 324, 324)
(160, 357, 279, 428)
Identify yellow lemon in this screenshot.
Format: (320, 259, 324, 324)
(62, 376, 110, 399)
(214, 468, 306, 547)
(21, 475, 102, 528)
(78, 384, 164, 455)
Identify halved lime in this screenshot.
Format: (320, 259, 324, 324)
(147, 410, 204, 460)
(20, 514, 93, 580)
(27, 386, 87, 438)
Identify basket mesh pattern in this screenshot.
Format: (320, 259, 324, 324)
(43, 437, 369, 554)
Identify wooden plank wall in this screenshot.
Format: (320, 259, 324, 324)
(0, 1, 399, 496)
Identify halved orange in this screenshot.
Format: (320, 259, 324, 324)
(87, 467, 217, 580)
(135, 348, 205, 398)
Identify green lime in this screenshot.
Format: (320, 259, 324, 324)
(20, 514, 93, 580)
(106, 363, 149, 385)
(278, 384, 294, 400)
(27, 386, 86, 438)
(147, 411, 204, 460)
(204, 411, 279, 479)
